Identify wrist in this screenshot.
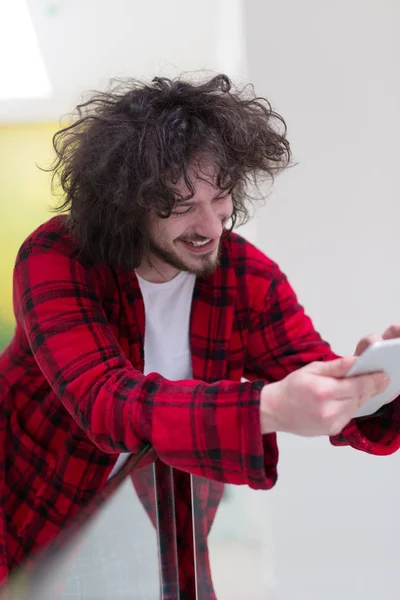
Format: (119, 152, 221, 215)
(260, 382, 281, 435)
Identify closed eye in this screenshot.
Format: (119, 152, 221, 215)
(171, 205, 193, 216)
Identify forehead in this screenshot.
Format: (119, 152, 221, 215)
(170, 160, 219, 198)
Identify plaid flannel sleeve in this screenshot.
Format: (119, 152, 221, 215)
(244, 262, 400, 456)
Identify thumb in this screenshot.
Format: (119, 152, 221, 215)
(308, 356, 357, 378)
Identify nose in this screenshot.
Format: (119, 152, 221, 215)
(195, 204, 225, 240)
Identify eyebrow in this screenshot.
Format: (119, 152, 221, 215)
(175, 190, 230, 207)
(176, 200, 196, 207)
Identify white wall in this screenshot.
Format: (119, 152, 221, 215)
(244, 1, 400, 598)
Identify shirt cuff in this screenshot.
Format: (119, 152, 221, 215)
(330, 396, 400, 456)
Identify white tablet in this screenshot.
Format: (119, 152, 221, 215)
(345, 338, 400, 418)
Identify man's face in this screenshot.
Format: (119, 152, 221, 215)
(141, 163, 233, 281)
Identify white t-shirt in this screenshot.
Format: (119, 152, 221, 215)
(107, 270, 196, 479)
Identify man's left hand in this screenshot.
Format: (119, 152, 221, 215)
(353, 325, 400, 414)
(355, 324, 400, 356)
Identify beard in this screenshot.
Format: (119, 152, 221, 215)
(148, 237, 221, 277)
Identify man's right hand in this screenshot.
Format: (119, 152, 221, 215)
(260, 356, 390, 437)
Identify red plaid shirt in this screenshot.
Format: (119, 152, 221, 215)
(1, 215, 400, 598)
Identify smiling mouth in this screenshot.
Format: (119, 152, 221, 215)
(185, 238, 211, 247)
(179, 238, 216, 254)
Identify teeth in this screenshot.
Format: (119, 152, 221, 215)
(188, 239, 211, 247)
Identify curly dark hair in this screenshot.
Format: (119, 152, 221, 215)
(49, 73, 291, 270)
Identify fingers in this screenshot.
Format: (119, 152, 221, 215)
(354, 333, 382, 356)
(317, 372, 390, 436)
(282, 355, 393, 438)
(382, 324, 400, 340)
(308, 356, 357, 377)
(354, 325, 400, 356)
(333, 370, 390, 404)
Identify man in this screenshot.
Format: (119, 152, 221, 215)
(0, 73, 399, 599)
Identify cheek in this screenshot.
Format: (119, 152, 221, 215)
(222, 197, 234, 220)
(164, 219, 189, 244)
(150, 216, 181, 245)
